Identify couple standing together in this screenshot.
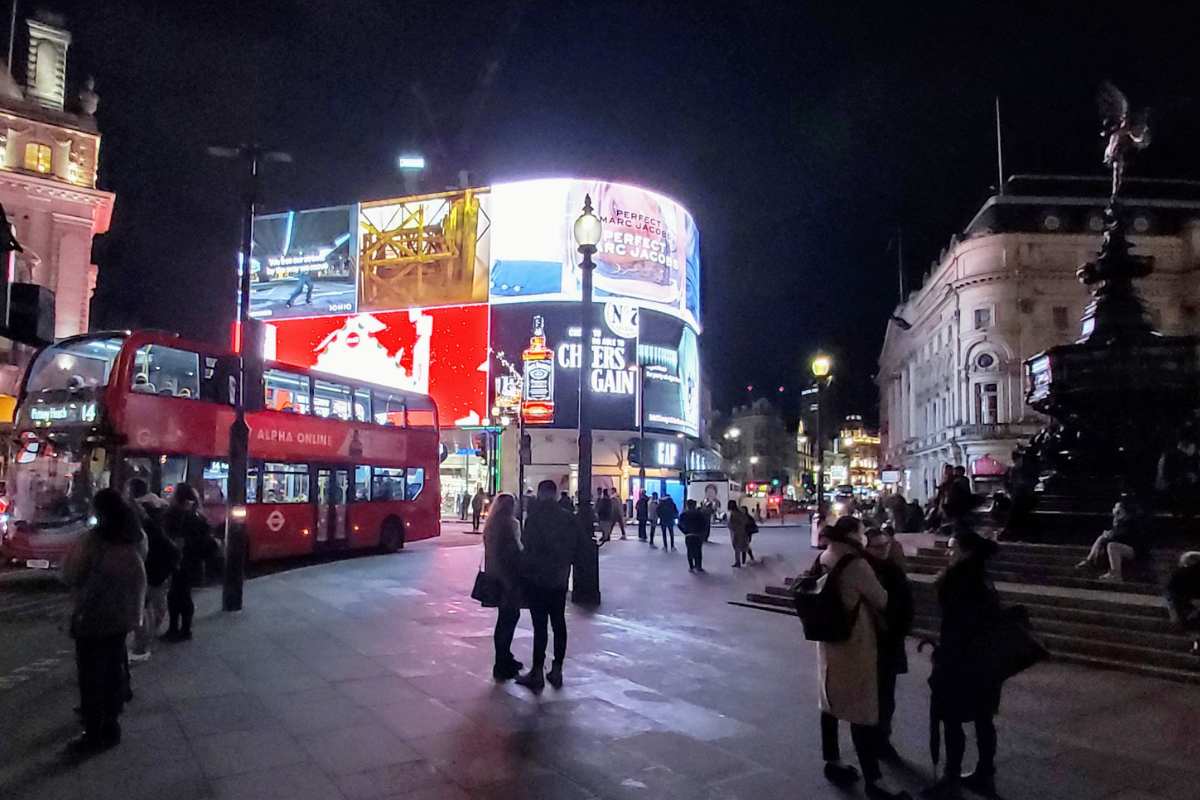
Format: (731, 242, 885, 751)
(482, 480, 577, 691)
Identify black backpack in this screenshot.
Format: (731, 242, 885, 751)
(792, 554, 860, 642)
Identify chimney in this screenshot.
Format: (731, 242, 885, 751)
(24, 13, 71, 112)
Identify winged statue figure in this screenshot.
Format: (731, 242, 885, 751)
(1097, 81, 1151, 201)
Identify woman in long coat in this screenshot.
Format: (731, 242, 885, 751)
(483, 493, 523, 681)
(727, 501, 750, 567)
(815, 518, 908, 800)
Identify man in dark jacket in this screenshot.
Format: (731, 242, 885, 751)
(635, 492, 649, 540)
(678, 500, 709, 572)
(657, 495, 679, 550)
(515, 480, 576, 691)
(865, 527, 912, 760)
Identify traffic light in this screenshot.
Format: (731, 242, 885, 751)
(771, 478, 780, 487)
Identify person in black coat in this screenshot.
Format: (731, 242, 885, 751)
(162, 484, 214, 642)
(923, 527, 1002, 799)
(657, 495, 679, 550)
(865, 528, 912, 761)
(635, 492, 649, 540)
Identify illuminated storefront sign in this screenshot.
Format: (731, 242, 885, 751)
(262, 304, 490, 427)
(249, 205, 358, 320)
(637, 310, 700, 437)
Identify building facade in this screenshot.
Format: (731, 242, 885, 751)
(0, 14, 115, 415)
(714, 398, 794, 487)
(834, 414, 880, 493)
(878, 176, 1200, 503)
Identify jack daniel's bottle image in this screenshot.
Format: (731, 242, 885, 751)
(521, 315, 555, 424)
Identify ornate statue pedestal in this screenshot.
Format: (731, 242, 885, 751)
(1019, 335, 1200, 539)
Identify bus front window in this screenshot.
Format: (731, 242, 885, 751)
(24, 336, 125, 400)
(8, 438, 109, 532)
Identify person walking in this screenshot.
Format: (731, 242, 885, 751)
(678, 499, 708, 572)
(923, 527, 1004, 798)
(127, 479, 180, 663)
(62, 489, 147, 754)
(727, 501, 751, 567)
(596, 489, 615, 543)
(482, 493, 524, 681)
(459, 490, 470, 521)
(612, 491, 627, 539)
(648, 493, 660, 545)
(814, 518, 907, 799)
(657, 494, 678, 550)
(470, 487, 486, 532)
(635, 491, 649, 540)
(162, 484, 214, 642)
(865, 527, 913, 760)
(515, 480, 576, 691)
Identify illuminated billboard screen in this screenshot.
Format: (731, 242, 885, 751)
(638, 310, 700, 437)
(358, 189, 491, 312)
(490, 301, 638, 431)
(263, 304, 490, 427)
(249, 205, 358, 320)
(488, 179, 701, 330)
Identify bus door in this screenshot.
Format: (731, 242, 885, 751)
(315, 467, 349, 547)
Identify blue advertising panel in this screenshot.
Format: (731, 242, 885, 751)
(638, 310, 700, 436)
(249, 205, 358, 320)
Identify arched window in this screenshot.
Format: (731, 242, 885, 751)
(23, 142, 52, 174)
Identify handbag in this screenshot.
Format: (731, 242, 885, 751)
(470, 559, 504, 608)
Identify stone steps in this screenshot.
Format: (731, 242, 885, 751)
(905, 554, 1163, 596)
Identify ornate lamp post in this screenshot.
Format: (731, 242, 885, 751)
(571, 196, 602, 604)
(811, 353, 832, 526)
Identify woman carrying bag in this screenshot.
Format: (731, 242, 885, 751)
(480, 493, 524, 681)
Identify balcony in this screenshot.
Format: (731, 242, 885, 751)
(953, 422, 1040, 441)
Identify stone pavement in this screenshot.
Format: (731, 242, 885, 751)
(1, 526, 1198, 800)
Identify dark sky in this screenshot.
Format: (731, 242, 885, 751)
(37, 1, 1200, 425)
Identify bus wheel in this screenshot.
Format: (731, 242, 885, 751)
(380, 518, 405, 553)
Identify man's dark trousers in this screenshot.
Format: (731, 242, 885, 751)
(685, 535, 703, 569)
(525, 582, 567, 668)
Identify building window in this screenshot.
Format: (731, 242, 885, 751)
(23, 142, 52, 173)
(974, 382, 999, 425)
(973, 307, 993, 331)
(975, 353, 995, 370)
(1053, 306, 1070, 331)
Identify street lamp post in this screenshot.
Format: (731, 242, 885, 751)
(207, 143, 291, 613)
(811, 353, 832, 531)
(572, 195, 602, 605)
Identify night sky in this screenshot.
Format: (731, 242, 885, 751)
(35, 1, 1200, 425)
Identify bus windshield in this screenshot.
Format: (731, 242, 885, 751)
(7, 433, 109, 532)
(24, 336, 126, 400)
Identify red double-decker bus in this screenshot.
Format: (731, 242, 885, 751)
(1, 330, 440, 568)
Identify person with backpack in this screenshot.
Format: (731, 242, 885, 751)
(162, 484, 215, 642)
(865, 527, 913, 761)
(805, 517, 906, 799)
(127, 479, 180, 663)
(727, 501, 752, 567)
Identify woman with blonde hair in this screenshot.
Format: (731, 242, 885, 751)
(483, 493, 524, 680)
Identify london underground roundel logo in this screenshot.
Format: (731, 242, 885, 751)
(266, 510, 285, 532)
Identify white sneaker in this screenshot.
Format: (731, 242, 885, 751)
(128, 650, 152, 664)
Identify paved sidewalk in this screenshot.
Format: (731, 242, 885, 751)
(1, 527, 1198, 800)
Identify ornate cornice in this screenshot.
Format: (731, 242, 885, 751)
(0, 170, 114, 207)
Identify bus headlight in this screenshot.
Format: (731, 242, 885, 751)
(230, 506, 248, 521)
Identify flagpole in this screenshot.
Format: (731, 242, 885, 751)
(995, 96, 1005, 195)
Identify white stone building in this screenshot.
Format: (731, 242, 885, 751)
(0, 14, 115, 415)
(878, 175, 1200, 503)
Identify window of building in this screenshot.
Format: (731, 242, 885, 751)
(131, 344, 201, 398)
(353, 465, 371, 501)
(405, 467, 425, 500)
(372, 467, 405, 500)
(973, 307, 993, 331)
(1053, 306, 1070, 331)
(974, 382, 999, 424)
(23, 141, 52, 173)
(353, 388, 372, 422)
(265, 369, 311, 414)
(261, 462, 309, 503)
(313, 379, 353, 420)
(975, 352, 996, 370)
(373, 389, 407, 427)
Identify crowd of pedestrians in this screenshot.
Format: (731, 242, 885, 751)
(61, 479, 218, 755)
(796, 514, 1036, 799)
